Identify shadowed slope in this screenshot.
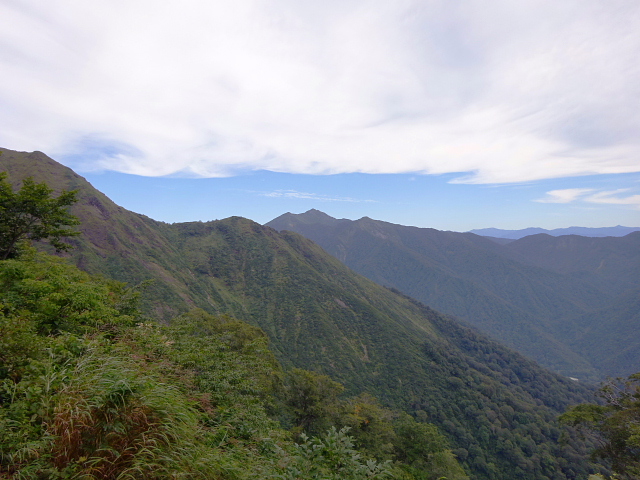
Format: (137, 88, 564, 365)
(267, 210, 620, 381)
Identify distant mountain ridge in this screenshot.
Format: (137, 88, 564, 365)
(267, 209, 640, 382)
(470, 225, 640, 239)
(1, 148, 598, 480)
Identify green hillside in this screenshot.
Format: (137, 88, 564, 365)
(1, 251, 421, 479)
(1, 148, 602, 479)
(267, 210, 629, 381)
(0, 148, 214, 320)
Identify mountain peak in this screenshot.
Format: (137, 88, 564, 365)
(301, 209, 336, 221)
(266, 209, 342, 231)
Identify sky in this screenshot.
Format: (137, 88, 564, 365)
(1, 0, 639, 231)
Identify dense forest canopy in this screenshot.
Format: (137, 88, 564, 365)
(266, 210, 640, 382)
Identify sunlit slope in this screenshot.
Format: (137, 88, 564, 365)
(1, 148, 221, 319)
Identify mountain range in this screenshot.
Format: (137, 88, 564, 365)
(266, 210, 640, 382)
(0, 147, 612, 479)
(470, 226, 640, 240)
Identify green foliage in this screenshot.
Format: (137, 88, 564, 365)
(0, 309, 41, 380)
(561, 373, 640, 479)
(270, 427, 393, 480)
(0, 252, 170, 477)
(0, 250, 136, 336)
(0, 171, 79, 259)
(0, 234, 468, 479)
(0, 335, 86, 476)
(283, 368, 345, 436)
(164, 308, 284, 444)
(19, 347, 219, 479)
(387, 412, 468, 480)
(342, 394, 397, 461)
(393, 412, 447, 461)
(0, 254, 282, 479)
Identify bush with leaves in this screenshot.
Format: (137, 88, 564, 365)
(165, 309, 283, 434)
(341, 393, 397, 461)
(0, 254, 222, 478)
(282, 368, 345, 436)
(0, 250, 137, 337)
(270, 426, 392, 480)
(561, 373, 640, 480)
(392, 413, 469, 480)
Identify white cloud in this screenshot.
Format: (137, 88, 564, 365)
(536, 188, 640, 209)
(585, 189, 640, 209)
(261, 189, 371, 202)
(1, 0, 640, 183)
(535, 189, 594, 204)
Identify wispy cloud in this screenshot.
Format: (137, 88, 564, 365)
(261, 189, 373, 203)
(1, 1, 639, 183)
(536, 188, 640, 209)
(586, 189, 640, 209)
(535, 189, 594, 203)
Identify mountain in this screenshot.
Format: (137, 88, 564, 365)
(565, 290, 640, 378)
(502, 232, 640, 378)
(503, 232, 640, 297)
(266, 210, 640, 381)
(1, 148, 599, 479)
(470, 225, 640, 239)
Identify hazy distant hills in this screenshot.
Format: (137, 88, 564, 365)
(470, 225, 640, 239)
(1, 148, 596, 480)
(267, 209, 640, 381)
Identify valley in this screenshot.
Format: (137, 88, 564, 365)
(267, 210, 640, 382)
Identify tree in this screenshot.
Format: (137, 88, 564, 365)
(283, 368, 345, 436)
(342, 393, 397, 460)
(393, 412, 469, 480)
(560, 373, 640, 479)
(0, 172, 79, 259)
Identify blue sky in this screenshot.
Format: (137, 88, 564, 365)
(1, 0, 639, 230)
(80, 169, 640, 231)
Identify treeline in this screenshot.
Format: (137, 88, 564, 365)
(0, 250, 468, 479)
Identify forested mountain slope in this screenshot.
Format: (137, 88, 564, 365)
(503, 232, 640, 297)
(1, 252, 425, 480)
(0, 148, 200, 319)
(1, 148, 600, 479)
(267, 210, 640, 381)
